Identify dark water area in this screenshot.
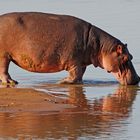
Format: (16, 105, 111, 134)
(0, 0, 140, 139)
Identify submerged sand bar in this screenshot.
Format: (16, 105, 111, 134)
(0, 88, 75, 113)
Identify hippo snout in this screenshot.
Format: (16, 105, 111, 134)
(126, 73, 139, 85)
(112, 61, 139, 85)
(125, 62, 140, 85)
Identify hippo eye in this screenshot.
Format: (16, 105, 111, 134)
(118, 54, 128, 65)
(107, 70, 111, 73)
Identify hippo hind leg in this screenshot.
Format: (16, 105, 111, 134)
(0, 55, 18, 85)
(58, 66, 86, 84)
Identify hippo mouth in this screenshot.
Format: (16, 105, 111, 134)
(112, 61, 140, 85)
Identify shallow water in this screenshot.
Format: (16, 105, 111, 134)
(0, 84, 140, 140)
(0, 0, 140, 139)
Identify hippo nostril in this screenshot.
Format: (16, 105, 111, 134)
(129, 54, 133, 60)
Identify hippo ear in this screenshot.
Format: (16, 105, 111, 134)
(116, 45, 123, 54)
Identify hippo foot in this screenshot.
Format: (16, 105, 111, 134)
(58, 77, 83, 84)
(0, 79, 18, 86)
(0, 74, 18, 85)
(1, 79, 18, 86)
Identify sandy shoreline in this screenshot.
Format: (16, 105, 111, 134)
(0, 87, 75, 113)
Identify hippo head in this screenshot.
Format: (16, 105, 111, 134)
(101, 44, 139, 85)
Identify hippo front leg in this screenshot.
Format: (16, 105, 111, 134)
(0, 56, 18, 85)
(58, 66, 86, 84)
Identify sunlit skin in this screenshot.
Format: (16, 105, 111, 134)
(102, 52, 120, 73)
(0, 12, 139, 85)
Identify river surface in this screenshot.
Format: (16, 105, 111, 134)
(0, 0, 140, 139)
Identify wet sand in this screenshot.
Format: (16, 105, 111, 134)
(0, 87, 75, 113)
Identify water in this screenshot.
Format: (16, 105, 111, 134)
(0, 85, 139, 140)
(0, 0, 140, 139)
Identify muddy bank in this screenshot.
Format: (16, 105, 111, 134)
(0, 88, 75, 112)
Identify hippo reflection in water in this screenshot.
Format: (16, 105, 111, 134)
(0, 12, 139, 85)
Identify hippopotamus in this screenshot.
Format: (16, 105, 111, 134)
(0, 12, 139, 85)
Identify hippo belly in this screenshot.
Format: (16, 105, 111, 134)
(12, 46, 64, 73)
